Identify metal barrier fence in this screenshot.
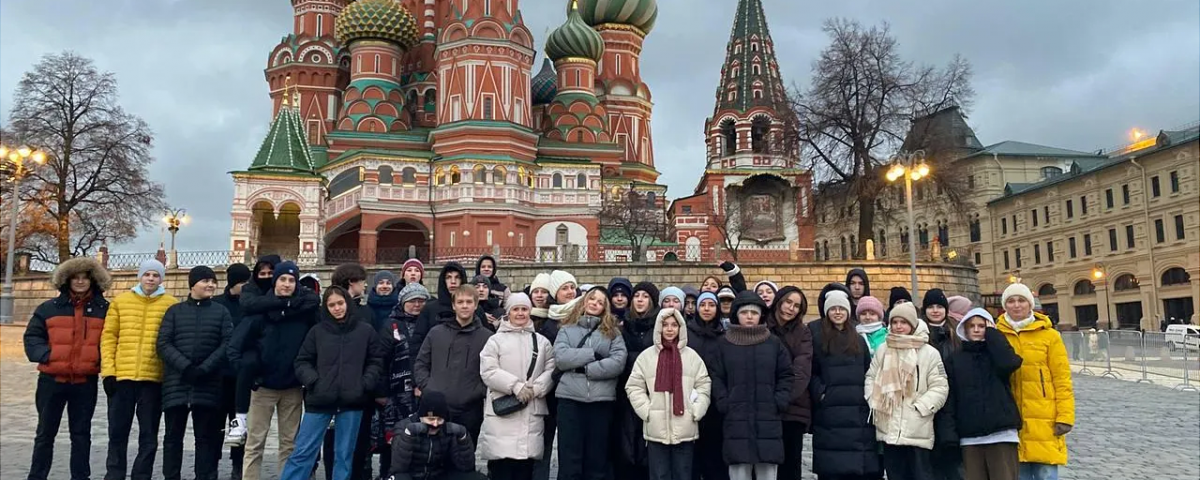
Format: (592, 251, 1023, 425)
(1062, 330, 1199, 391)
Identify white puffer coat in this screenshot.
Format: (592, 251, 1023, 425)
(625, 308, 712, 445)
(477, 319, 557, 461)
(864, 317, 949, 450)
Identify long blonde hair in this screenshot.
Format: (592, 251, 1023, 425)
(561, 288, 620, 339)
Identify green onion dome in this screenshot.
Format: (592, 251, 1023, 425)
(334, 0, 419, 48)
(545, 1, 605, 62)
(576, 0, 658, 35)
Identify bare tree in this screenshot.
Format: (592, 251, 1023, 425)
(709, 199, 745, 262)
(5, 52, 166, 262)
(597, 189, 667, 262)
(786, 19, 975, 250)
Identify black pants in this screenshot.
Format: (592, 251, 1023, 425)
(930, 445, 963, 480)
(162, 405, 223, 480)
(233, 354, 256, 414)
(392, 472, 487, 480)
(451, 401, 484, 449)
(647, 441, 693, 480)
(29, 375, 97, 480)
(220, 376, 245, 477)
(488, 459, 536, 480)
(692, 413, 728, 480)
(882, 445, 934, 480)
(780, 421, 806, 480)
(556, 399, 613, 480)
(533, 396, 557, 480)
(105, 380, 162, 480)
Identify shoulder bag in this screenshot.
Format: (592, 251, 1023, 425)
(492, 332, 539, 416)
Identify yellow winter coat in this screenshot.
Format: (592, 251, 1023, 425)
(100, 287, 178, 382)
(996, 312, 1074, 465)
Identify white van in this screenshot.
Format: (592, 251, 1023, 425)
(1164, 324, 1200, 351)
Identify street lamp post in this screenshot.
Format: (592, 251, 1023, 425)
(886, 151, 930, 298)
(1093, 265, 1112, 330)
(163, 208, 189, 269)
(0, 145, 47, 324)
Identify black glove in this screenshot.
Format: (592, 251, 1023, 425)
(719, 261, 740, 276)
(182, 366, 199, 383)
(103, 376, 116, 397)
(444, 423, 468, 440)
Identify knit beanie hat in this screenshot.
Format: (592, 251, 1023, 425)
(225, 263, 252, 288)
(402, 258, 425, 277)
(889, 302, 920, 329)
(697, 291, 719, 306)
(399, 283, 430, 304)
(716, 286, 736, 300)
(137, 259, 166, 280)
(633, 281, 661, 306)
(889, 286, 913, 307)
(505, 292, 532, 313)
(373, 270, 398, 287)
(856, 296, 885, 319)
(921, 288, 949, 316)
(823, 290, 851, 316)
(531, 273, 552, 293)
(417, 390, 451, 420)
(660, 286, 685, 306)
(947, 295, 973, 321)
(1002, 283, 1035, 307)
(580, 284, 595, 294)
(188, 265, 217, 289)
(547, 270, 577, 296)
(273, 261, 300, 282)
(472, 274, 492, 290)
(682, 286, 700, 300)
(754, 280, 778, 294)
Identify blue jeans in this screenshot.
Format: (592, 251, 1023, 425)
(1019, 462, 1058, 480)
(279, 410, 363, 480)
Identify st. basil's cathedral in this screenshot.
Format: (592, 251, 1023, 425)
(228, 0, 814, 265)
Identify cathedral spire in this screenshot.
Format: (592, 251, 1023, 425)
(713, 0, 786, 115)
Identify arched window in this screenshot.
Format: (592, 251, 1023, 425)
(938, 221, 950, 246)
(401, 167, 417, 184)
(1038, 284, 1058, 297)
(433, 167, 444, 186)
(1162, 267, 1191, 286)
(849, 234, 857, 258)
(472, 164, 487, 184)
(839, 236, 848, 260)
(407, 90, 419, 116)
(663, 252, 679, 262)
(517, 166, 527, 186)
(720, 119, 737, 156)
(552, 173, 563, 188)
(423, 88, 437, 113)
(878, 229, 887, 257)
(449, 165, 462, 185)
(493, 166, 507, 185)
(377, 166, 394, 185)
(1041, 166, 1063, 179)
(822, 240, 829, 261)
(576, 173, 587, 189)
(1113, 274, 1140, 291)
(969, 216, 981, 242)
(750, 116, 770, 154)
(1073, 279, 1096, 295)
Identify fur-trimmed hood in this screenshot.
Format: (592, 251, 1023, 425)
(51, 257, 112, 293)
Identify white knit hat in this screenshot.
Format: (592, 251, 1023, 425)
(1001, 283, 1035, 307)
(505, 292, 532, 313)
(530, 273, 552, 293)
(823, 290, 851, 316)
(548, 270, 577, 296)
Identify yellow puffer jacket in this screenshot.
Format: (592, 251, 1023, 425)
(996, 312, 1074, 465)
(100, 287, 178, 382)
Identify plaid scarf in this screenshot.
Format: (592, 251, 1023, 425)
(869, 331, 928, 419)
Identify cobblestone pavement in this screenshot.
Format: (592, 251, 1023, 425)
(3, 325, 1197, 479)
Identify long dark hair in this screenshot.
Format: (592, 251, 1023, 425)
(819, 311, 861, 356)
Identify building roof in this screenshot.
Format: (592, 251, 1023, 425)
(989, 124, 1200, 205)
(247, 95, 318, 176)
(712, 0, 787, 115)
(901, 106, 984, 155)
(962, 140, 1102, 160)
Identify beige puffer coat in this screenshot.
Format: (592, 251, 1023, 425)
(864, 317, 949, 450)
(477, 318, 557, 461)
(625, 308, 712, 445)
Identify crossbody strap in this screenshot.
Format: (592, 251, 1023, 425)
(524, 332, 539, 380)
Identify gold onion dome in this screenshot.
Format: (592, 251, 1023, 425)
(334, 0, 419, 48)
(576, 0, 658, 35)
(546, 1, 605, 62)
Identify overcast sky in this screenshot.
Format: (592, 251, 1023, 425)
(1, 0, 1197, 253)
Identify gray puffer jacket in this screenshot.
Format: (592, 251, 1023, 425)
(553, 314, 627, 403)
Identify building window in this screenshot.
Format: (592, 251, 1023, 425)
(1047, 241, 1055, 262)
(1108, 228, 1118, 252)
(1175, 215, 1186, 240)
(449, 231, 456, 247)
(1114, 274, 1140, 292)
(1156, 219, 1165, 243)
(576, 173, 587, 189)
(969, 217, 981, 242)
(1084, 233, 1093, 256)
(401, 167, 417, 184)
(378, 166, 394, 185)
(493, 166, 507, 184)
(1122, 184, 1130, 205)
(482, 97, 494, 119)
(1031, 209, 1038, 227)
(556, 224, 568, 245)
(1162, 267, 1191, 286)
(1012, 215, 1018, 233)
(967, 175, 975, 188)
(1066, 199, 1074, 219)
(1125, 224, 1135, 249)
(1105, 188, 1114, 208)
(1003, 250, 1010, 270)
(1015, 247, 1022, 268)
(938, 222, 949, 247)
(473, 164, 487, 183)
(839, 236, 847, 260)
(374, 54, 381, 73)
(918, 225, 929, 247)
(879, 229, 888, 257)
(433, 167, 444, 186)
(1069, 237, 1077, 258)
(1043, 206, 1050, 224)
(682, 206, 692, 214)
(1151, 176, 1161, 197)
(1034, 244, 1041, 264)
(1080, 195, 1088, 215)
(1001, 217, 1007, 235)
(1074, 280, 1096, 295)
(552, 173, 563, 188)
(1170, 171, 1180, 193)
(974, 252, 981, 265)
(1041, 166, 1062, 179)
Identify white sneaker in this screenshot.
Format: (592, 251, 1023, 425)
(225, 417, 247, 446)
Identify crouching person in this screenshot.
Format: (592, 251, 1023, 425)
(279, 286, 386, 480)
(389, 391, 487, 480)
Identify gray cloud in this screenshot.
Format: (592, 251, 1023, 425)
(2, 0, 1196, 253)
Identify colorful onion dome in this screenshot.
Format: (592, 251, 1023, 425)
(531, 58, 558, 105)
(576, 0, 658, 35)
(334, 0, 419, 48)
(546, 1, 605, 62)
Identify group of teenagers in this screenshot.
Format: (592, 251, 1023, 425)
(24, 253, 1075, 480)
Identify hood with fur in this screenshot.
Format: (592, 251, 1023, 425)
(52, 257, 112, 293)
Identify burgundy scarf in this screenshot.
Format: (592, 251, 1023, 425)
(654, 338, 685, 416)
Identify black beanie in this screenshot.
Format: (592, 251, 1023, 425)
(189, 266, 217, 289)
(417, 390, 451, 420)
(921, 288, 949, 314)
(632, 281, 660, 306)
(889, 286, 913, 307)
(225, 263, 252, 288)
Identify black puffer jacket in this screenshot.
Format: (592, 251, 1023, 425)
(391, 417, 477, 479)
(413, 314, 492, 409)
(213, 288, 243, 378)
(945, 327, 1023, 439)
(412, 262, 468, 356)
(769, 286, 813, 426)
(156, 297, 232, 410)
(231, 288, 320, 390)
(294, 311, 386, 413)
(711, 293, 793, 465)
(808, 320, 880, 477)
